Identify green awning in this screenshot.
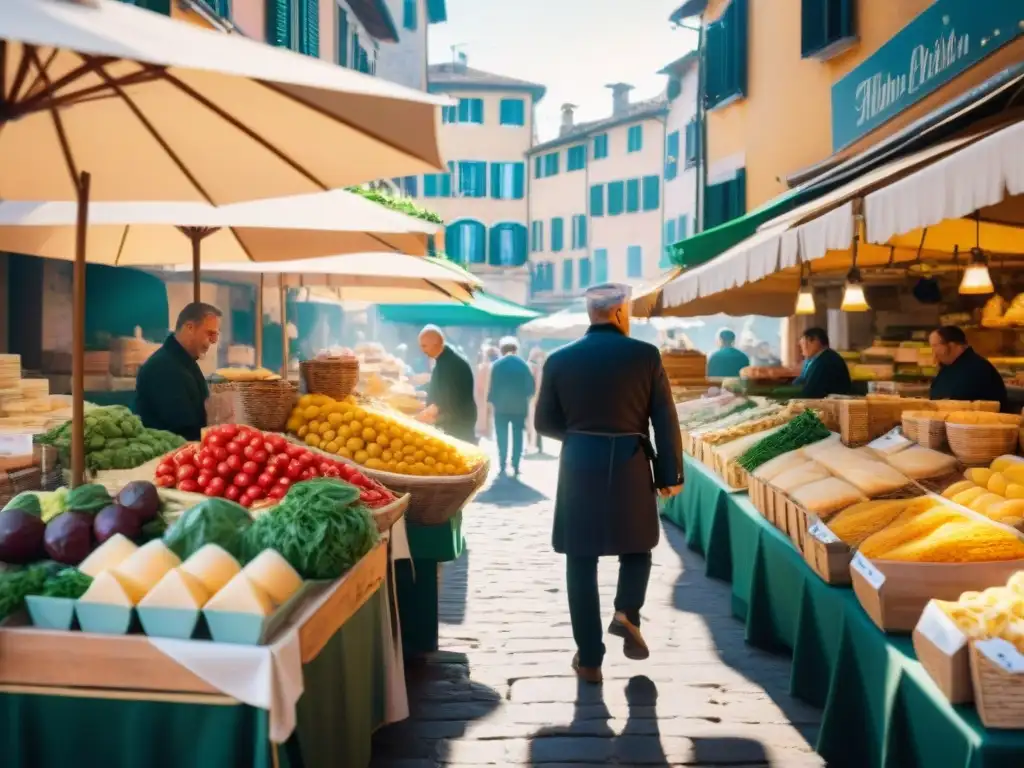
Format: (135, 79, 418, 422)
(377, 290, 541, 328)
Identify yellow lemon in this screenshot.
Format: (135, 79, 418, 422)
(304, 434, 321, 447)
(390, 438, 404, 452)
(297, 425, 309, 438)
(318, 422, 332, 435)
(324, 441, 340, 454)
(424, 456, 436, 466)
(346, 437, 365, 452)
(402, 445, 416, 457)
(327, 412, 344, 427)
(438, 452, 450, 464)
(366, 458, 384, 470)
(354, 449, 369, 464)
(414, 437, 425, 449)
(338, 447, 354, 459)
(303, 405, 320, 420)
(307, 420, 321, 434)
(389, 425, 403, 439)
(353, 407, 367, 421)
(413, 450, 426, 462)
(321, 429, 337, 443)
(395, 461, 410, 474)
(337, 425, 352, 440)
(286, 417, 302, 433)
(362, 427, 377, 442)
(376, 433, 390, 447)
(403, 432, 415, 444)
(382, 450, 394, 462)
(298, 394, 315, 408)
(443, 463, 456, 474)
(425, 444, 439, 456)
(366, 443, 383, 458)
(349, 420, 363, 434)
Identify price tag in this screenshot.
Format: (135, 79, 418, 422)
(851, 552, 886, 589)
(808, 519, 840, 545)
(915, 602, 967, 656)
(975, 638, 1024, 674)
(0, 432, 32, 456)
(868, 428, 912, 456)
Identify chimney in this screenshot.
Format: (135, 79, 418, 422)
(559, 103, 577, 137)
(605, 83, 634, 116)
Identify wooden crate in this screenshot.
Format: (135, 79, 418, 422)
(110, 335, 159, 377)
(802, 516, 853, 585)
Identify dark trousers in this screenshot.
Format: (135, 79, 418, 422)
(494, 412, 525, 472)
(566, 551, 652, 667)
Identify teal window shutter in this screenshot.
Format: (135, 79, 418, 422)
(423, 174, 438, 198)
(578, 216, 587, 248)
(513, 162, 525, 199)
(336, 8, 349, 66)
(534, 156, 543, 178)
(665, 131, 680, 180)
(607, 181, 624, 216)
(446, 222, 463, 263)
(457, 161, 486, 197)
(684, 119, 700, 168)
(489, 223, 528, 267)
(627, 125, 643, 153)
(627, 246, 643, 278)
(801, 0, 856, 59)
(593, 134, 608, 160)
(706, 0, 748, 109)
(450, 220, 486, 264)
(457, 98, 471, 122)
(551, 218, 564, 252)
(626, 179, 640, 213)
(594, 249, 608, 283)
(590, 184, 604, 217)
(562, 260, 573, 292)
(543, 152, 559, 176)
(642, 175, 660, 211)
(704, 169, 747, 229)
(442, 162, 454, 196)
(678, 214, 689, 239)
(403, 176, 418, 197)
(266, 0, 293, 48)
(662, 220, 676, 267)
(579, 257, 592, 289)
(442, 105, 455, 123)
(470, 98, 484, 124)
(499, 99, 525, 126)
(298, 0, 318, 57)
(667, 76, 681, 101)
(567, 145, 586, 171)
(403, 0, 417, 31)
(489, 163, 502, 199)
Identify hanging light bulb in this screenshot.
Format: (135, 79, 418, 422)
(795, 286, 816, 315)
(959, 246, 994, 295)
(840, 267, 869, 312)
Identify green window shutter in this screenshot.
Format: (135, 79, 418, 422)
(513, 163, 525, 199)
(642, 175, 660, 211)
(627, 125, 643, 153)
(678, 214, 689, 238)
(567, 146, 586, 171)
(562, 260, 573, 292)
(607, 181, 624, 216)
(684, 119, 700, 168)
(579, 257, 592, 289)
(665, 131, 679, 180)
(336, 8, 349, 65)
(266, 0, 292, 48)
(403, 0, 417, 31)
(551, 218, 564, 252)
(626, 179, 640, 213)
(423, 174, 438, 198)
(667, 76, 681, 101)
(578, 216, 587, 248)
(802, 0, 856, 58)
(130, 0, 171, 14)
(590, 184, 604, 217)
(470, 98, 484, 124)
(457, 98, 470, 122)
(446, 222, 463, 264)
(538, 221, 544, 251)
(500, 99, 525, 126)
(489, 163, 502, 199)
(593, 134, 608, 160)
(534, 156, 543, 179)
(707, 0, 748, 108)
(594, 249, 608, 283)
(544, 152, 559, 176)
(662, 220, 676, 267)
(299, 0, 318, 57)
(627, 246, 643, 278)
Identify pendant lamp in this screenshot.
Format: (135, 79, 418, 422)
(958, 244, 994, 295)
(795, 262, 816, 315)
(840, 267, 870, 312)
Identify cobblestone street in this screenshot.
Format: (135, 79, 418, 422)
(372, 444, 825, 767)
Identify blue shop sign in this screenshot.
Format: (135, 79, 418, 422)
(831, 0, 1022, 151)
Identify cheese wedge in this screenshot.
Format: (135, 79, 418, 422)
(78, 534, 139, 578)
(244, 549, 303, 605)
(140, 567, 210, 609)
(181, 544, 241, 595)
(206, 572, 274, 616)
(80, 570, 144, 606)
(116, 540, 181, 597)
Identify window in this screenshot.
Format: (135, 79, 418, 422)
(489, 223, 528, 267)
(801, 0, 856, 60)
(590, 184, 604, 217)
(489, 162, 525, 200)
(594, 249, 608, 283)
(705, 0, 748, 109)
(593, 133, 609, 160)
(550, 218, 564, 252)
(423, 167, 452, 198)
(567, 145, 587, 172)
(266, 0, 317, 55)
(499, 98, 526, 126)
(642, 175, 660, 211)
(401, 176, 418, 197)
(677, 214, 689, 240)
(456, 161, 487, 197)
(446, 220, 486, 265)
(662, 219, 677, 267)
(562, 260, 574, 293)
(571, 215, 587, 249)
(403, 0, 417, 31)
(667, 76, 682, 101)
(578, 257, 592, 289)
(684, 119, 700, 169)
(665, 131, 680, 181)
(627, 246, 643, 278)
(530, 220, 544, 252)
(534, 156, 543, 179)
(544, 152, 560, 177)
(335, 7, 348, 66)
(607, 181, 624, 216)
(627, 125, 643, 153)
(352, 32, 370, 73)
(441, 105, 456, 124)
(456, 98, 484, 124)
(534, 261, 554, 291)
(626, 179, 640, 213)
(704, 169, 747, 229)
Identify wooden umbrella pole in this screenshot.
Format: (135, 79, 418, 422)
(71, 171, 92, 488)
(255, 275, 264, 369)
(191, 233, 201, 304)
(280, 279, 288, 380)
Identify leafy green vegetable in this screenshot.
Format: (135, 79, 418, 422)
(140, 515, 168, 541)
(65, 484, 112, 515)
(42, 568, 93, 599)
(736, 410, 832, 471)
(3, 492, 42, 518)
(243, 479, 379, 579)
(346, 186, 443, 224)
(164, 498, 252, 560)
(0, 564, 53, 621)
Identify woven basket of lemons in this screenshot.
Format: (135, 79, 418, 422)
(946, 412, 1022, 466)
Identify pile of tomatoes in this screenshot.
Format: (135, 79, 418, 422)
(154, 424, 397, 509)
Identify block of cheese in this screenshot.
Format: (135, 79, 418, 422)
(139, 567, 210, 609)
(772, 461, 831, 493)
(812, 445, 866, 475)
(78, 534, 138, 578)
(801, 433, 843, 461)
(789, 477, 867, 517)
(832, 460, 911, 497)
(181, 544, 241, 595)
(205, 572, 274, 616)
(752, 449, 807, 481)
(885, 445, 958, 480)
(244, 549, 303, 605)
(116, 540, 181, 597)
(80, 570, 145, 606)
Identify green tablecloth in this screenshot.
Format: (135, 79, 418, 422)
(2, 588, 386, 768)
(664, 456, 1024, 768)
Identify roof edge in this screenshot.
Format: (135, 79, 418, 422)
(347, 0, 400, 43)
(526, 105, 668, 155)
(658, 50, 699, 77)
(669, 0, 708, 24)
(427, 80, 547, 103)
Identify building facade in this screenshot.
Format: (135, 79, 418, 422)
(660, 52, 701, 274)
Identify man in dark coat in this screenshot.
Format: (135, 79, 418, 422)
(135, 302, 222, 441)
(418, 325, 477, 443)
(535, 283, 683, 684)
(794, 327, 852, 399)
(488, 336, 535, 477)
(929, 325, 1008, 411)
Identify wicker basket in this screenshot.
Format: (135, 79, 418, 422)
(372, 493, 410, 533)
(969, 640, 1024, 729)
(0, 467, 42, 508)
(902, 411, 949, 450)
(236, 380, 297, 432)
(206, 381, 240, 426)
(946, 423, 1019, 466)
(300, 357, 359, 400)
(352, 459, 490, 526)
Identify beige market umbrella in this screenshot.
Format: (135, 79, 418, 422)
(1, 0, 450, 484)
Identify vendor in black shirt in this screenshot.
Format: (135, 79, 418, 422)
(929, 325, 1008, 411)
(794, 327, 852, 399)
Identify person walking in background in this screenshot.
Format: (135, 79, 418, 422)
(535, 283, 683, 684)
(527, 347, 547, 455)
(706, 328, 750, 378)
(489, 337, 536, 477)
(416, 325, 477, 444)
(474, 345, 499, 440)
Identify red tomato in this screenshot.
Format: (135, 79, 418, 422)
(176, 464, 197, 481)
(267, 485, 288, 500)
(323, 466, 340, 478)
(226, 454, 243, 472)
(200, 455, 217, 471)
(236, 428, 252, 443)
(196, 472, 212, 489)
(224, 484, 241, 501)
(285, 461, 303, 480)
(205, 433, 224, 448)
(226, 441, 244, 456)
(156, 461, 175, 477)
(233, 472, 252, 488)
(242, 460, 260, 476)
(205, 477, 226, 497)
(285, 444, 305, 459)
(212, 446, 229, 461)
(245, 486, 265, 501)
(276, 477, 292, 491)
(298, 453, 315, 469)
(256, 472, 275, 489)
(243, 444, 256, 460)
(173, 448, 196, 466)
(178, 479, 200, 493)
(249, 436, 263, 449)
(156, 475, 175, 488)
(264, 463, 280, 479)
(301, 468, 316, 480)
(251, 449, 269, 465)
(216, 461, 232, 478)
(218, 424, 239, 439)
(238, 494, 253, 508)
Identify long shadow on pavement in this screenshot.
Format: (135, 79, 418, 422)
(439, 548, 468, 625)
(473, 474, 548, 507)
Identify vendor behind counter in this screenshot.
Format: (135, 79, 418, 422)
(794, 327, 852, 399)
(929, 325, 1009, 412)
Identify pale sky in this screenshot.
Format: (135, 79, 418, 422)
(427, 0, 699, 142)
